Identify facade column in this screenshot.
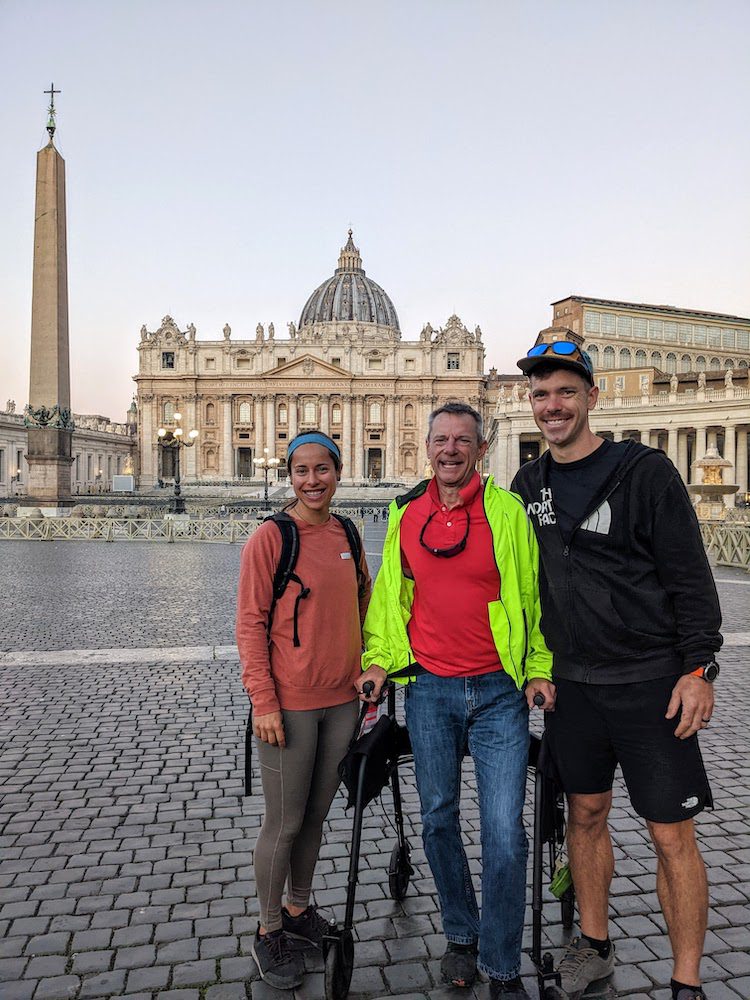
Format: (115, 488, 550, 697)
(707, 429, 718, 451)
(265, 396, 276, 456)
(735, 428, 748, 496)
(342, 396, 352, 480)
(723, 424, 736, 506)
(667, 427, 678, 467)
(221, 396, 233, 478)
(508, 430, 520, 484)
(386, 395, 396, 478)
(254, 396, 264, 476)
(354, 397, 365, 480)
(288, 397, 298, 441)
(184, 395, 198, 480)
(638, 426, 651, 447)
(320, 395, 329, 435)
(693, 426, 707, 484)
(677, 429, 689, 484)
(140, 394, 154, 485)
(612, 428, 623, 442)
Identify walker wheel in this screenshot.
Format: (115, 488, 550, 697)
(324, 927, 354, 1000)
(388, 842, 413, 900)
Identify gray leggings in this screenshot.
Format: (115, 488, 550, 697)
(254, 700, 358, 931)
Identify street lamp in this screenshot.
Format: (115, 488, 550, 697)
(157, 411, 199, 514)
(253, 447, 281, 506)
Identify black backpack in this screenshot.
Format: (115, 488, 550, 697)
(243, 510, 366, 795)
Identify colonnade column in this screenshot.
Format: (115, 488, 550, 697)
(666, 427, 678, 467)
(612, 429, 623, 442)
(354, 397, 365, 480)
(723, 424, 736, 506)
(492, 426, 508, 488)
(342, 397, 352, 480)
(386, 395, 396, 478)
(265, 396, 276, 455)
(288, 398, 298, 440)
(221, 396, 233, 478)
(508, 431, 520, 484)
(736, 428, 748, 496)
(677, 429, 689, 484)
(320, 395, 329, 435)
(693, 427, 707, 484)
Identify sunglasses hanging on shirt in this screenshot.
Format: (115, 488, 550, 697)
(419, 508, 470, 558)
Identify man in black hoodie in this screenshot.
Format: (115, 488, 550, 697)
(511, 341, 721, 1000)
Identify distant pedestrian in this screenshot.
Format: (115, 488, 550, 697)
(237, 431, 371, 991)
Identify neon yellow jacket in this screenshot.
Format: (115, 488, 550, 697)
(362, 477, 552, 688)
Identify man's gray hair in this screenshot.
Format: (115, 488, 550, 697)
(427, 402, 484, 442)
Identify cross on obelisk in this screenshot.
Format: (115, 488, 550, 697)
(44, 83, 60, 141)
(22, 84, 74, 513)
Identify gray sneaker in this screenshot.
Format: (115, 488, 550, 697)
(675, 991, 707, 1000)
(554, 937, 615, 997)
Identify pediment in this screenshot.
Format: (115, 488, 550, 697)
(261, 354, 351, 380)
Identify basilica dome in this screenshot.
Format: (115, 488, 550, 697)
(299, 231, 400, 332)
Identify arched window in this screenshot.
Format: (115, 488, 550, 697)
(163, 401, 175, 422)
(206, 449, 217, 471)
(278, 402, 287, 425)
(205, 402, 215, 424)
(619, 348, 631, 369)
(651, 351, 662, 369)
(238, 401, 252, 423)
(738, 359, 748, 369)
(680, 355, 692, 373)
(709, 357, 721, 371)
(404, 403, 415, 426)
(331, 403, 342, 424)
(695, 356, 706, 372)
(635, 349, 647, 366)
(369, 401, 382, 423)
(665, 353, 677, 374)
(603, 346, 615, 369)
(724, 358, 735, 369)
(586, 345, 599, 368)
(303, 399, 316, 423)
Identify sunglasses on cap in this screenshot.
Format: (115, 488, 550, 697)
(525, 341, 594, 376)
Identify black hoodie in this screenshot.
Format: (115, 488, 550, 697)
(511, 440, 722, 683)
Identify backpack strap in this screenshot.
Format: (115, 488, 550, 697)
(332, 513, 366, 598)
(266, 512, 309, 647)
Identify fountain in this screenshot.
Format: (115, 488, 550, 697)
(688, 445, 739, 520)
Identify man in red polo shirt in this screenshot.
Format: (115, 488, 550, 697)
(359, 403, 553, 999)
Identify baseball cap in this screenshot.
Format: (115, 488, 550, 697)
(517, 341, 595, 384)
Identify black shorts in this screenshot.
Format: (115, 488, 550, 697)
(545, 675, 712, 824)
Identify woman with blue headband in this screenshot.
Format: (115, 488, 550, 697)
(237, 430, 371, 990)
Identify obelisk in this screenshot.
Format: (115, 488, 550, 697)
(23, 84, 74, 512)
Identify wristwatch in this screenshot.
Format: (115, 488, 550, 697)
(691, 661, 720, 683)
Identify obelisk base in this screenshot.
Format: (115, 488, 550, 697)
(25, 426, 74, 509)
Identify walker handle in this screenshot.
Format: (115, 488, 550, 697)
(362, 680, 375, 697)
(533, 692, 546, 707)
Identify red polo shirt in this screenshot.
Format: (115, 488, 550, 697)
(400, 472, 503, 677)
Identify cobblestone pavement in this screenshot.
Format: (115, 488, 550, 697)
(1, 530, 749, 999)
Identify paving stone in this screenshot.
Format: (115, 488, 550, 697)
(77, 969, 129, 997)
(126, 964, 171, 991)
(157, 938, 200, 963)
(70, 950, 114, 974)
(204, 985, 248, 1000)
(34, 977, 81, 1000)
(0, 957, 28, 980)
(24, 955, 68, 978)
(171, 960, 217, 987)
(219, 955, 257, 981)
(0, 981, 36, 1000)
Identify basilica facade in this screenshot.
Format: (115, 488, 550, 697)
(134, 232, 485, 487)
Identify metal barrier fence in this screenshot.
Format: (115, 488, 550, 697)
(0, 517, 261, 543)
(699, 520, 750, 571)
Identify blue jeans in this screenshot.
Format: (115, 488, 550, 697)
(405, 669, 529, 980)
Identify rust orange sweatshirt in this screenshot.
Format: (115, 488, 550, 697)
(236, 516, 371, 715)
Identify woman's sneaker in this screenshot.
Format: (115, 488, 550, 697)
(282, 905, 335, 949)
(554, 937, 615, 997)
(440, 941, 478, 987)
(251, 926, 304, 990)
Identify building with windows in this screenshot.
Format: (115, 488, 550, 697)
(488, 297, 750, 503)
(134, 232, 485, 487)
(0, 401, 136, 499)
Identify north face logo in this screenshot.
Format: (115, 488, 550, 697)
(526, 487, 556, 527)
(580, 500, 611, 535)
(681, 796, 699, 809)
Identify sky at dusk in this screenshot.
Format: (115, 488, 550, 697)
(1, 0, 748, 421)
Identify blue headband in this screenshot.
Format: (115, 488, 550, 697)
(287, 433, 341, 462)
